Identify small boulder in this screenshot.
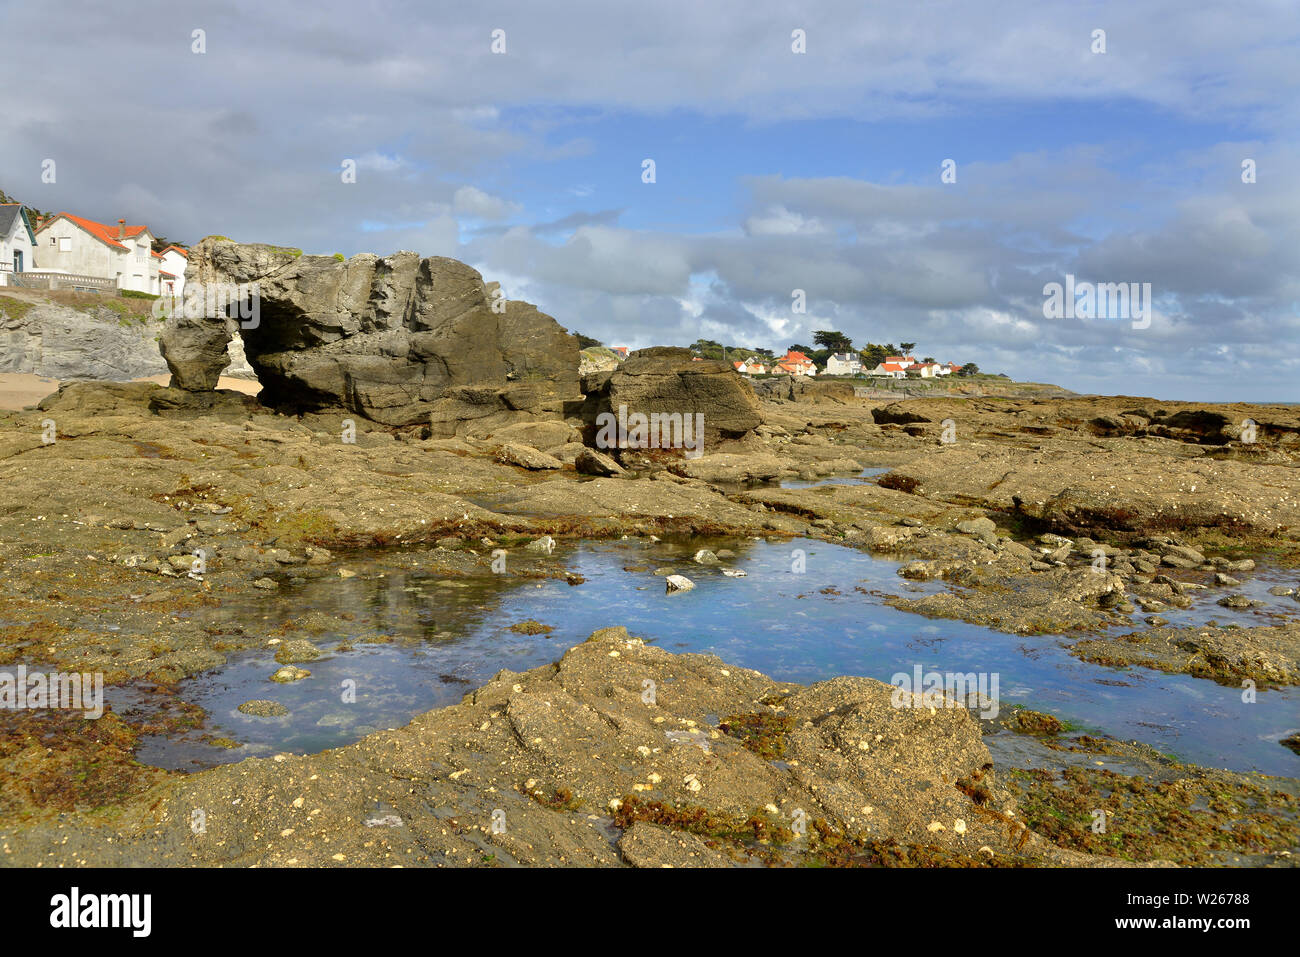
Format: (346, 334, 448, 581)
(525, 536, 556, 554)
(270, 665, 310, 683)
(238, 699, 289, 717)
(275, 639, 322, 664)
(955, 517, 996, 537)
(575, 448, 626, 476)
(497, 443, 563, 470)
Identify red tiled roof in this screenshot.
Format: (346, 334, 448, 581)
(159, 271, 176, 278)
(39, 212, 150, 251)
(880, 362, 909, 372)
(159, 245, 188, 258)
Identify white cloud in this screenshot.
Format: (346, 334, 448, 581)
(452, 186, 521, 220)
(744, 205, 827, 236)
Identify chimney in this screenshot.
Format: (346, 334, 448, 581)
(118, 219, 126, 240)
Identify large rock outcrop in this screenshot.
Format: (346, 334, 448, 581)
(0, 294, 169, 380)
(161, 239, 581, 431)
(581, 347, 763, 449)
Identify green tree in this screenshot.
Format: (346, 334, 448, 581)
(813, 329, 853, 353)
(899, 341, 916, 355)
(859, 344, 888, 369)
(959, 362, 980, 376)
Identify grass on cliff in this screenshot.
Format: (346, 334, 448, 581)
(0, 288, 159, 320)
(0, 295, 33, 321)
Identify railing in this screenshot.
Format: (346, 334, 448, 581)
(3, 271, 116, 292)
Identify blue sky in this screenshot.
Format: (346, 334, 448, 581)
(2, 0, 1297, 400)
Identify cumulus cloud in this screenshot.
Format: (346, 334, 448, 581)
(1, 0, 1295, 399)
(452, 186, 521, 220)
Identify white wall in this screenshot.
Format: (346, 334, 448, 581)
(34, 218, 159, 292)
(0, 212, 37, 282)
(159, 249, 187, 297)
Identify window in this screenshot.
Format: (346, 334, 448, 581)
(58, 236, 71, 252)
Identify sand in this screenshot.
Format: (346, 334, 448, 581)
(0, 372, 261, 411)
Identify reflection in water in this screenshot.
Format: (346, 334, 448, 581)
(134, 537, 1300, 776)
(778, 467, 891, 489)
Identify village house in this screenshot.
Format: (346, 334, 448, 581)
(0, 204, 38, 285)
(732, 357, 768, 375)
(823, 352, 861, 376)
(33, 213, 163, 294)
(772, 349, 818, 376)
(869, 356, 913, 378)
(907, 361, 945, 378)
(157, 245, 188, 298)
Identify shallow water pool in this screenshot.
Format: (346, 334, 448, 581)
(133, 537, 1300, 776)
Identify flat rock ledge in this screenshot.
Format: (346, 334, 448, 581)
(0, 628, 1144, 867)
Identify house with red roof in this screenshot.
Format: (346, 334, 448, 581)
(157, 244, 188, 297)
(34, 212, 164, 294)
(733, 357, 767, 375)
(771, 349, 817, 376)
(869, 359, 912, 378)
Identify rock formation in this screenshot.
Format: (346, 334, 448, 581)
(581, 347, 763, 448)
(161, 239, 582, 431)
(0, 294, 169, 380)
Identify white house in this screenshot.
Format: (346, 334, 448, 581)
(868, 361, 909, 379)
(157, 245, 188, 298)
(908, 362, 944, 378)
(733, 357, 767, 375)
(0, 204, 37, 285)
(34, 213, 162, 293)
(869, 357, 912, 378)
(824, 352, 861, 376)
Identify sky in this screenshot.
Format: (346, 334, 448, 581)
(2, 0, 1297, 401)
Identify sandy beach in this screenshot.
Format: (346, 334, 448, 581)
(0, 372, 261, 411)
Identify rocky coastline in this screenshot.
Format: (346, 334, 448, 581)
(1, 242, 1296, 867)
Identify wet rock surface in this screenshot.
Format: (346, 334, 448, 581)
(0, 627, 1134, 867)
(2, 371, 1298, 866)
(1071, 621, 1300, 686)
